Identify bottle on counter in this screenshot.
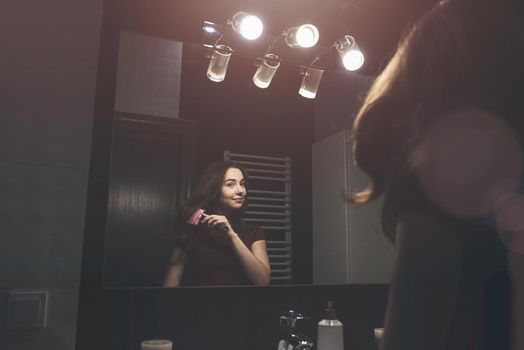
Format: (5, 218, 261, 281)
(317, 301, 343, 350)
(374, 328, 384, 350)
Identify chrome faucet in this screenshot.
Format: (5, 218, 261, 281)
(278, 310, 314, 350)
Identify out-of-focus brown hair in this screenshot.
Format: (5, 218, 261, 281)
(349, 0, 524, 238)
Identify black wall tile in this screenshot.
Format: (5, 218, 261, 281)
(0, 164, 87, 289)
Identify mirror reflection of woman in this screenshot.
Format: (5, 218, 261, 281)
(164, 161, 270, 287)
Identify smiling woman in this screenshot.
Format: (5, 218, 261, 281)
(163, 161, 271, 287)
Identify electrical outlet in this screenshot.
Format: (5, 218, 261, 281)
(7, 291, 48, 330)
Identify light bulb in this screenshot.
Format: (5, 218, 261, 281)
(342, 49, 364, 71)
(285, 24, 319, 48)
(335, 35, 364, 71)
(231, 12, 263, 40)
(295, 25, 319, 48)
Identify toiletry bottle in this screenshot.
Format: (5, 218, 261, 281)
(317, 301, 343, 350)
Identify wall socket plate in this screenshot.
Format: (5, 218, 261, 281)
(7, 291, 48, 330)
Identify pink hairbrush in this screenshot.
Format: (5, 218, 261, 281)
(187, 208, 228, 232)
(187, 208, 205, 225)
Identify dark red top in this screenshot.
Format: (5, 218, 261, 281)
(181, 224, 266, 286)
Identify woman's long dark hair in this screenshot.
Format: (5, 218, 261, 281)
(175, 161, 249, 240)
(349, 0, 524, 239)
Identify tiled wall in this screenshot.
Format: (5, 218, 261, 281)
(0, 1, 103, 349)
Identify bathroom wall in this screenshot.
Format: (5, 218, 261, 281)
(313, 70, 373, 142)
(0, 1, 103, 349)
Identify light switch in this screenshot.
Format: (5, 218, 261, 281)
(7, 291, 48, 330)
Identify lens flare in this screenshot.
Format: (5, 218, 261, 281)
(418, 108, 523, 217)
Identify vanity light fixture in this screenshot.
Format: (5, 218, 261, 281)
(252, 23, 319, 89)
(203, 21, 220, 36)
(252, 34, 283, 89)
(297, 41, 326, 99)
(284, 24, 320, 48)
(253, 53, 281, 88)
(334, 35, 365, 71)
(202, 21, 223, 48)
(298, 67, 324, 98)
(297, 34, 364, 98)
(229, 12, 264, 41)
(206, 44, 233, 82)
(203, 15, 363, 88)
(205, 12, 263, 82)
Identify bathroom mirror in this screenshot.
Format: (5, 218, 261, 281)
(83, 0, 402, 289)
(103, 31, 322, 287)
